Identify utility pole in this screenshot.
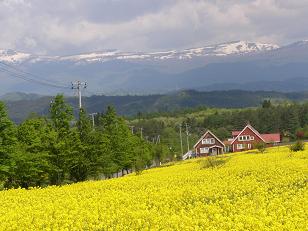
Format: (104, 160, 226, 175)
(179, 125, 184, 156)
(129, 126, 134, 134)
(71, 81, 87, 109)
(89, 112, 97, 129)
(185, 123, 190, 152)
(140, 127, 143, 139)
(156, 135, 160, 144)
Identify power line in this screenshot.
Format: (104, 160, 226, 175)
(0, 61, 70, 90)
(0, 61, 69, 88)
(0, 66, 69, 90)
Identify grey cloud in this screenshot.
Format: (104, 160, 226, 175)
(0, 0, 307, 55)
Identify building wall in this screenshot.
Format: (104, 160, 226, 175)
(232, 127, 264, 152)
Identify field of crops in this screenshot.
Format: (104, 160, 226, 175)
(0, 146, 307, 230)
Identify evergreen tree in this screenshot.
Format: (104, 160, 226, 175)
(281, 105, 300, 136)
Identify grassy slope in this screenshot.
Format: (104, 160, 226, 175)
(0, 146, 307, 230)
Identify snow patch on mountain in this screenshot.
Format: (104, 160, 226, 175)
(0, 41, 280, 64)
(0, 49, 32, 63)
(59, 41, 279, 63)
(214, 41, 279, 56)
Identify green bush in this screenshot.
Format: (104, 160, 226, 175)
(255, 142, 266, 153)
(290, 140, 305, 152)
(200, 156, 229, 169)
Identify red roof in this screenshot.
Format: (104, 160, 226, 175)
(232, 131, 241, 136)
(230, 129, 281, 143)
(260, 133, 281, 143)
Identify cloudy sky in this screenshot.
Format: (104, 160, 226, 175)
(0, 0, 308, 55)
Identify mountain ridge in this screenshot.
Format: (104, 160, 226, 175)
(0, 40, 279, 64)
(1, 40, 308, 95)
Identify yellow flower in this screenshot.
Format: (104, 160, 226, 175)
(0, 146, 307, 230)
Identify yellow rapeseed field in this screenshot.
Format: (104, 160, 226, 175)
(0, 146, 307, 230)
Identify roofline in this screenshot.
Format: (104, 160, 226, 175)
(193, 130, 225, 148)
(208, 145, 225, 148)
(231, 124, 266, 145)
(260, 133, 281, 142)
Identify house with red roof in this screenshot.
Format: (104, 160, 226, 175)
(226, 124, 281, 152)
(194, 130, 225, 156)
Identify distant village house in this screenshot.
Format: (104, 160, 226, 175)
(193, 130, 225, 156)
(225, 124, 281, 152)
(193, 124, 281, 157)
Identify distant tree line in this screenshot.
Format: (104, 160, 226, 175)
(0, 95, 173, 189)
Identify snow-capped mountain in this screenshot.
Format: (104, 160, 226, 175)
(0, 41, 279, 64)
(1, 40, 308, 95)
(60, 41, 279, 63)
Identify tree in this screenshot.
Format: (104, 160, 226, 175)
(131, 137, 153, 174)
(290, 140, 305, 152)
(0, 102, 16, 146)
(76, 108, 92, 142)
(6, 117, 54, 188)
(48, 95, 74, 185)
(281, 106, 300, 137)
(100, 106, 134, 177)
(255, 142, 266, 153)
(49, 95, 73, 137)
(262, 100, 272, 108)
(4, 147, 50, 189)
(68, 108, 93, 182)
(0, 102, 17, 184)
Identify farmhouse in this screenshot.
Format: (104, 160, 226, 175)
(228, 124, 281, 152)
(194, 130, 225, 156)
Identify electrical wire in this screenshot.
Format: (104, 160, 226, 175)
(0, 61, 70, 90)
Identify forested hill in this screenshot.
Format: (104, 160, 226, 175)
(3, 90, 308, 123)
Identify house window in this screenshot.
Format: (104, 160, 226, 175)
(248, 144, 252, 149)
(200, 147, 209, 154)
(238, 135, 252, 141)
(251, 136, 254, 140)
(202, 138, 215, 144)
(237, 144, 246, 149)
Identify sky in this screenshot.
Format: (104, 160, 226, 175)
(0, 0, 308, 55)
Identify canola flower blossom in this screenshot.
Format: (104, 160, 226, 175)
(0, 146, 307, 230)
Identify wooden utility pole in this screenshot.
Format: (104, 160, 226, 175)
(179, 125, 184, 156)
(140, 127, 143, 139)
(185, 123, 190, 152)
(129, 126, 134, 134)
(89, 112, 97, 129)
